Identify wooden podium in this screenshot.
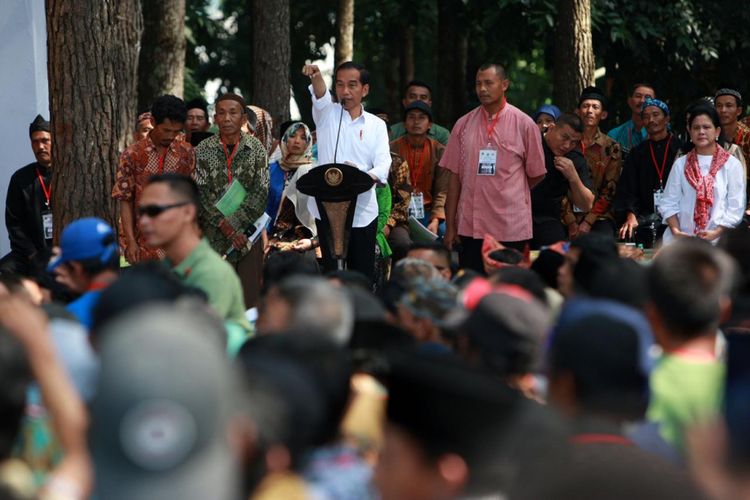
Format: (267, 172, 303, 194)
(296, 163, 375, 269)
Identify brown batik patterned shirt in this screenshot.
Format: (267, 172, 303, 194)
(194, 133, 269, 263)
(562, 129, 622, 227)
(385, 152, 411, 229)
(112, 135, 195, 261)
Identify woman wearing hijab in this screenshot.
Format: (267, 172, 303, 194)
(660, 105, 746, 245)
(267, 122, 319, 253)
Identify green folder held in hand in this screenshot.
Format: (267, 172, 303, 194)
(215, 180, 247, 217)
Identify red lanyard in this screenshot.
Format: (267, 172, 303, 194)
(157, 147, 169, 174)
(649, 135, 672, 188)
(484, 97, 506, 144)
(571, 434, 632, 446)
(221, 140, 240, 184)
(407, 140, 430, 189)
(35, 168, 51, 208)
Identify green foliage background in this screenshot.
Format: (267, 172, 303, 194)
(184, 0, 750, 131)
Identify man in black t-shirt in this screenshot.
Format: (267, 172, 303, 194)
(531, 113, 594, 248)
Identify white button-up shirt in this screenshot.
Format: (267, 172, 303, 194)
(660, 153, 746, 245)
(308, 85, 391, 227)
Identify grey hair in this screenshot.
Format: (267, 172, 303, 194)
(276, 276, 354, 345)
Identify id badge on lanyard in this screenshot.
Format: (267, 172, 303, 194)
(42, 211, 53, 240)
(409, 191, 425, 219)
(653, 188, 664, 215)
(477, 144, 498, 176)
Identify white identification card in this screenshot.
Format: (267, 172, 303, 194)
(409, 192, 425, 220)
(42, 212, 53, 240)
(653, 189, 664, 215)
(477, 148, 497, 176)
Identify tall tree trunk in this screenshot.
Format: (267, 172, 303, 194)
(335, 0, 354, 66)
(137, 0, 186, 111)
(46, 0, 143, 240)
(553, 0, 595, 113)
(251, 0, 291, 131)
(384, 25, 401, 120)
(437, 0, 467, 127)
(401, 29, 415, 90)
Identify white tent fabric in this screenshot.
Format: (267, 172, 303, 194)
(0, 0, 49, 256)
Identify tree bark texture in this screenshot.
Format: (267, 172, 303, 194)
(437, 0, 467, 127)
(251, 0, 291, 132)
(137, 0, 186, 111)
(335, 0, 354, 66)
(401, 29, 415, 90)
(46, 0, 143, 240)
(553, 0, 595, 113)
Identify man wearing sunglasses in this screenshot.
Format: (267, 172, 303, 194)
(139, 173, 248, 327)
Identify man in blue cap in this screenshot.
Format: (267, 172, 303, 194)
(47, 217, 119, 329)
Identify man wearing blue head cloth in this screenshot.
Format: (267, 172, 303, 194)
(47, 217, 119, 329)
(615, 98, 682, 245)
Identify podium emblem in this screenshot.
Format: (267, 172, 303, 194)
(324, 167, 344, 187)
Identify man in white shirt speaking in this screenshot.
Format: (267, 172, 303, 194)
(302, 61, 391, 283)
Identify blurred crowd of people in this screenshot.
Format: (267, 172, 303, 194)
(2, 58, 750, 499)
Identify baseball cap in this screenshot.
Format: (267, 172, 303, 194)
(89, 304, 239, 500)
(451, 288, 551, 376)
(47, 217, 117, 272)
(403, 100, 433, 122)
(548, 312, 649, 420)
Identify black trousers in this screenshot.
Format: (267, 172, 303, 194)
(531, 220, 567, 249)
(316, 218, 378, 284)
(387, 224, 411, 263)
(457, 235, 527, 275)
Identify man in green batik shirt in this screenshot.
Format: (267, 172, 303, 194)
(194, 93, 269, 309)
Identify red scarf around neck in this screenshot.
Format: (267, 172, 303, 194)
(684, 146, 730, 233)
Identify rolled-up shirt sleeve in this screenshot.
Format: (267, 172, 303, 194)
(523, 122, 547, 179)
(309, 84, 334, 125)
(659, 159, 683, 222)
(717, 159, 747, 228)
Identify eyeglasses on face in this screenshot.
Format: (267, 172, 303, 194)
(137, 201, 189, 218)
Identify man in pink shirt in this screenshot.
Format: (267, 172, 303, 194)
(441, 63, 546, 273)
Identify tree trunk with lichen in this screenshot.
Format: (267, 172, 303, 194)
(553, 0, 595, 113)
(46, 0, 143, 241)
(335, 0, 354, 66)
(251, 0, 291, 132)
(137, 0, 186, 111)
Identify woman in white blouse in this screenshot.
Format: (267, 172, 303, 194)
(660, 105, 746, 245)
